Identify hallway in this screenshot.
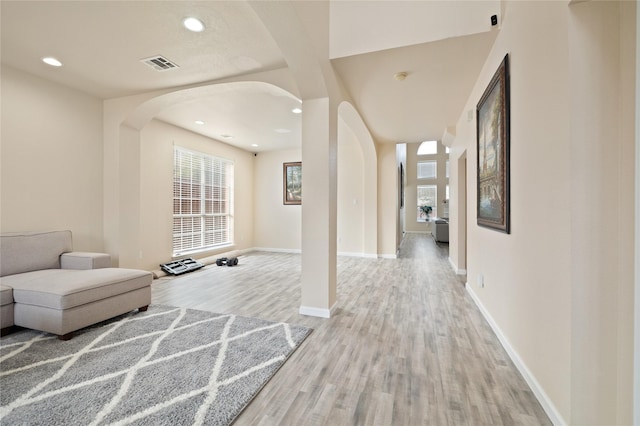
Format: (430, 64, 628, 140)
(152, 233, 551, 425)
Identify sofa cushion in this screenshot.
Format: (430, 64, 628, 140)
(2, 268, 152, 310)
(1, 231, 73, 277)
(61, 252, 111, 270)
(0, 285, 13, 306)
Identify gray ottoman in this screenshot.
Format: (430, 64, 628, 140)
(3, 268, 151, 340)
(0, 285, 14, 334)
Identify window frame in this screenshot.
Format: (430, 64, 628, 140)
(417, 160, 438, 180)
(417, 140, 438, 155)
(416, 184, 438, 222)
(173, 146, 234, 257)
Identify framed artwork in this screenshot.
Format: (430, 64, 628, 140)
(399, 163, 404, 208)
(477, 54, 510, 233)
(283, 162, 302, 205)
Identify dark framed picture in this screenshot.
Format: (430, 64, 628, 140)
(477, 54, 510, 233)
(283, 162, 302, 205)
(399, 163, 404, 208)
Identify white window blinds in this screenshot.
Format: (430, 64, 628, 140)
(417, 161, 437, 179)
(173, 147, 234, 256)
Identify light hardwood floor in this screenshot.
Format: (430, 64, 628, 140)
(152, 233, 551, 425)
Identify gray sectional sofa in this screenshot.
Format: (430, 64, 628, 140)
(0, 230, 152, 340)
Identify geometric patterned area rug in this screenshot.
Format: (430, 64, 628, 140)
(0, 305, 312, 425)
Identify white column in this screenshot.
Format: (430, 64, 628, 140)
(299, 97, 337, 318)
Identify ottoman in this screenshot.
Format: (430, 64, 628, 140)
(2, 268, 151, 340)
(0, 285, 14, 335)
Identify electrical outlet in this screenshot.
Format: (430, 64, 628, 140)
(477, 274, 484, 288)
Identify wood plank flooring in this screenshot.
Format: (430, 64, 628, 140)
(151, 233, 551, 425)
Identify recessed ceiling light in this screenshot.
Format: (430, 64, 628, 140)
(183, 17, 205, 32)
(195, 120, 204, 125)
(291, 108, 302, 114)
(251, 144, 259, 147)
(42, 57, 62, 67)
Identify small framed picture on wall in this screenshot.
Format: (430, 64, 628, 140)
(283, 162, 302, 205)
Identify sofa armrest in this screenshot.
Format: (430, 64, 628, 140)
(61, 252, 111, 270)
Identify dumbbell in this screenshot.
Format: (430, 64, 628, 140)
(215, 257, 239, 267)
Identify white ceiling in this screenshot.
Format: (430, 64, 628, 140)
(332, 31, 498, 144)
(1, 0, 499, 151)
(154, 82, 303, 153)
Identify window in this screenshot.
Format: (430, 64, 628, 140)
(417, 185, 437, 221)
(417, 161, 437, 179)
(417, 140, 438, 155)
(173, 147, 234, 256)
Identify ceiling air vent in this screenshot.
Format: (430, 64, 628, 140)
(141, 55, 179, 72)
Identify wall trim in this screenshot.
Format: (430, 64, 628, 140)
(252, 247, 301, 254)
(338, 251, 378, 258)
(448, 257, 467, 275)
(250, 247, 381, 259)
(465, 283, 567, 426)
(378, 253, 397, 259)
(299, 304, 335, 318)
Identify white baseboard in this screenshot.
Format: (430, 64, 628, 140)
(252, 247, 301, 254)
(337, 251, 378, 258)
(465, 284, 567, 426)
(253, 248, 380, 259)
(299, 304, 335, 318)
(378, 253, 397, 259)
(448, 257, 467, 275)
(235, 248, 255, 255)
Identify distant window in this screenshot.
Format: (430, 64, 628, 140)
(417, 185, 437, 221)
(173, 146, 234, 256)
(417, 161, 437, 179)
(417, 140, 438, 155)
(446, 160, 450, 178)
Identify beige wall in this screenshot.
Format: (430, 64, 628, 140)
(569, 1, 635, 424)
(253, 148, 302, 251)
(448, 149, 467, 273)
(251, 114, 370, 256)
(337, 121, 365, 256)
(377, 142, 399, 257)
(449, 1, 636, 424)
(451, 0, 573, 421)
(1, 65, 105, 251)
(138, 119, 255, 270)
(338, 102, 378, 256)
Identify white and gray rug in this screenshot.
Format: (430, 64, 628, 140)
(0, 305, 312, 425)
